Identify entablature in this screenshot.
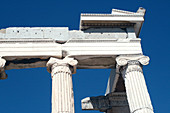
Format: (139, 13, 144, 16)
(0, 7, 145, 70)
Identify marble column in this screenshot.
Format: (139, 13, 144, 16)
(47, 57, 78, 113)
(116, 55, 154, 113)
(0, 57, 7, 80)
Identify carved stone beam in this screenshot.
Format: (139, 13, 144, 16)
(81, 92, 128, 112)
(0, 57, 7, 80)
(116, 55, 154, 113)
(47, 57, 78, 113)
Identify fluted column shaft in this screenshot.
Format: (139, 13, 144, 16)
(47, 57, 78, 113)
(116, 55, 154, 113)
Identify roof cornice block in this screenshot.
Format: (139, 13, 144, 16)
(80, 7, 146, 37)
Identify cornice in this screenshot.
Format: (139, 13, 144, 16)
(81, 13, 144, 17)
(81, 8, 145, 17)
(112, 9, 138, 14)
(0, 38, 55, 43)
(67, 38, 141, 43)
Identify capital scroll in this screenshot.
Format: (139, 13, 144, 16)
(46, 57, 78, 74)
(116, 55, 150, 66)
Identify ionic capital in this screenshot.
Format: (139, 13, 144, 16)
(46, 57, 78, 75)
(116, 55, 150, 66)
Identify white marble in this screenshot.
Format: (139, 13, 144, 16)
(0, 7, 154, 113)
(0, 57, 7, 79)
(62, 38, 142, 56)
(105, 69, 117, 94)
(116, 55, 154, 113)
(0, 27, 69, 41)
(47, 57, 78, 113)
(0, 37, 142, 70)
(80, 7, 145, 37)
(0, 38, 62, 58)
(0, 8, 144, 70)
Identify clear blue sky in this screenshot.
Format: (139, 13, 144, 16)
(0, 0, 170, 113)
